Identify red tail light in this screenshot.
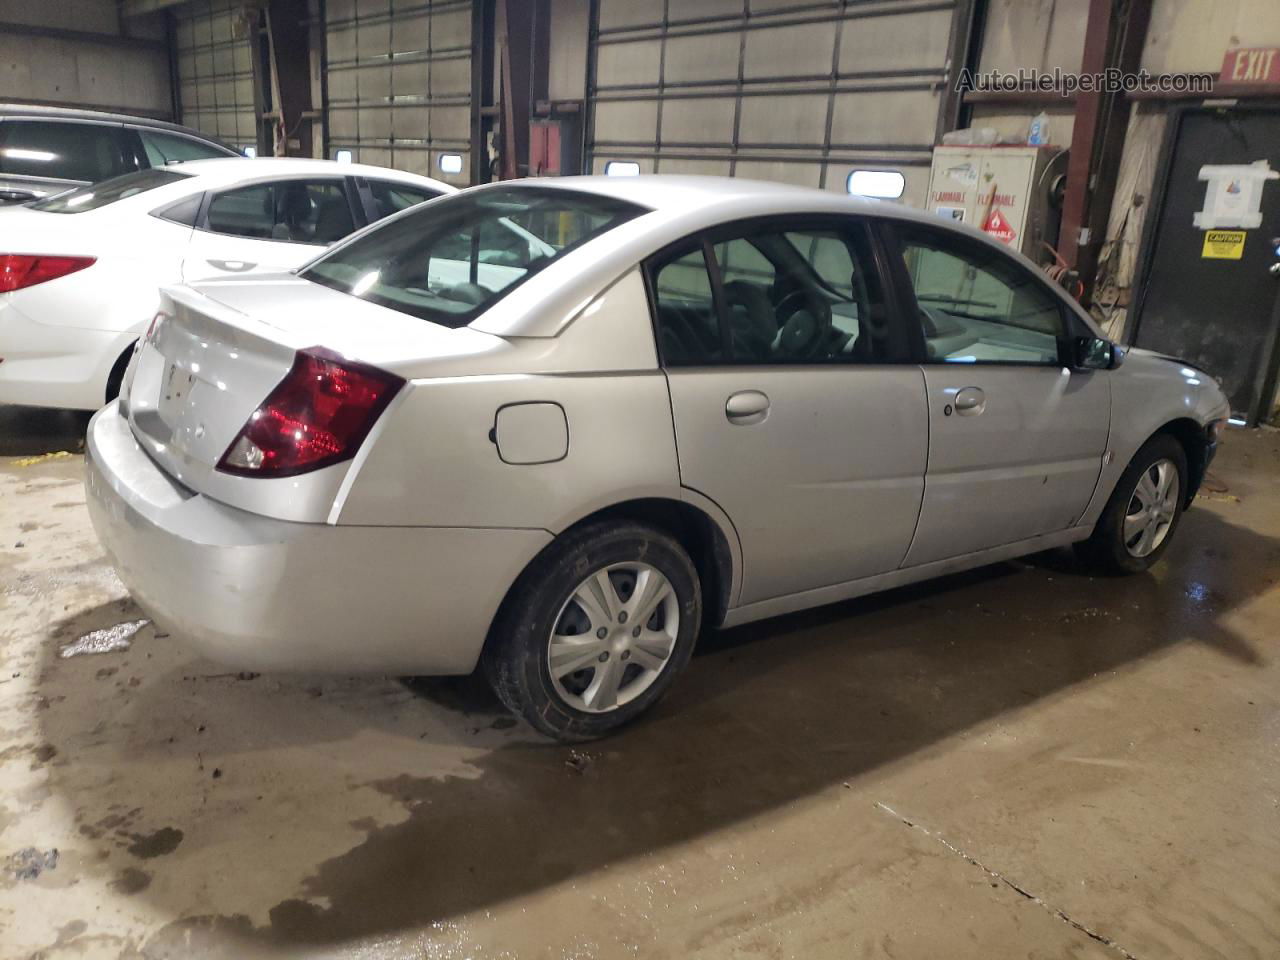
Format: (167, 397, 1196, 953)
(217, 347, 404, 478)
(0, 254, 96, 293)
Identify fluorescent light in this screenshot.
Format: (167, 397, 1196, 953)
(335, 149, 353, 164)
(3, 148, 57, 163)
(1227, 417, 1248, 426)
(438, 153, 463, 174)
(242, 145, 257, 158)
(847, 169, 905, 199)
(605, 161, 640, 177)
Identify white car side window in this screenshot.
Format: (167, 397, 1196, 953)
(205, 180, 354, 245)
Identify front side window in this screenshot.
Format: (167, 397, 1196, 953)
(205, 179, 354, 244)
(301, 186, 646, 327)
(651, 220, 896, 366)
(0, 120, 132, 183)
(139, 130, 231, 166)
(30, 168, 191, 214)
(898, 227, 1065, 365)
(366, 180, 442, 221)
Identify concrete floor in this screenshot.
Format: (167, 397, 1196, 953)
(1, 403, 1278, 960)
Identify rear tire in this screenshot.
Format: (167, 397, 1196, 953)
(483, 521, 701, 742)
(1076, 434, 1188, 575)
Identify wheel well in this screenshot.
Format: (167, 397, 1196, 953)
(1153, 417, 1207, 505)
(104, 341, 136, 404)
(557, 499, 735, 630)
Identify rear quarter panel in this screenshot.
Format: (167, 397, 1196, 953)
(336, 372, 680, 530)
(335, 268, 686, 532)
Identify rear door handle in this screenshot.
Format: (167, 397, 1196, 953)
(725, 389, 770, 425)
(206, 259, 257, 272)
(952, 386, 986, 416)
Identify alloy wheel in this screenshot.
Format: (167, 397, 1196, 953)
(547, 562, 680, 713)
(1123, 458, 1180, 558)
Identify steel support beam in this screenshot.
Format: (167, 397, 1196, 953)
(264, 0, 317, 156)
(471, 0, 498, 184)
(1059, 0, 1152, 302)
(1079, 0, 1152, 301)
(496, 0, 549, 179)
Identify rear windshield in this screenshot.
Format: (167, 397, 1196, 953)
(300, 186, 648, 327)
(30, 168, 191, 214)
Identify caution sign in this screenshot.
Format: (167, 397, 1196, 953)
(1201, 230, 1246, 259)
(983, 207, 1017, 245)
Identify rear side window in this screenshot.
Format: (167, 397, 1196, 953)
(301, 186, 647, 327)
(652, 246, 724, 365)
(650, 220, 898, 366)
(30, 168, 191, 213)
(0, 120, 131, 183)
(366, 180, 441, 221)
(138, 130, 231, 166)
(205, 180, 355, 244)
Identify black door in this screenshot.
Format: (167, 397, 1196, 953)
(1133, 107, 1280, 423)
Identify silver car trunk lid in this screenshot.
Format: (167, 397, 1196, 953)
(124, 285, 302, 493)
(121, 274, 518, 521)
(121, 274, 500, 522)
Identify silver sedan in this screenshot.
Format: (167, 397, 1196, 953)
(86, 176, 1230, 740)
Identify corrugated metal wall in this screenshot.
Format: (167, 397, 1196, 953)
(586, 0, 959, 205)
(174, 0, 259, 149)
(324, 0, 472, 184)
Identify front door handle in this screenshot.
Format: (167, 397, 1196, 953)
(725, 389, 770, 425)
(953, 386, 986, 416)
(207, 259, 258, 272)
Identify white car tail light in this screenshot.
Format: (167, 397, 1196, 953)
(0, 254, 96, 292)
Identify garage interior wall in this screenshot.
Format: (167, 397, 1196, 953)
(585, 0, 960, 207)
(0, 0, 171, 116)
(173, 0, 260, 150)
(1099, 0, 1280, 344)
(324, 0, 472, 185)
(969, 0, 1086, 146)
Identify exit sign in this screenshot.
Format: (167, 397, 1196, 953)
(1220, 47, 1280, 85)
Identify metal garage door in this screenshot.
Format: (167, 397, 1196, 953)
(587, 0, 960, 206)
(324, 0, 472, 184)
(174, 0, 260, 151)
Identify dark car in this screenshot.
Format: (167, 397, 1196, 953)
(0, 104, 241, 204)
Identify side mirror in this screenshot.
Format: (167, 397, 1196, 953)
(1070, 336, 1123, 370)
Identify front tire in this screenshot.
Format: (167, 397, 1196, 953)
(483, 521, 702, 742)
(1077, 434, 1188, 575)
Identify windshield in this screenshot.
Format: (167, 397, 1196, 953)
(30, 168, 192, 214)
(300, 186, 648, 327)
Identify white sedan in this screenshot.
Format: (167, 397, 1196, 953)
(0, 158, 452, 410)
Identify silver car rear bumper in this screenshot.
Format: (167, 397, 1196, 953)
(86, 403, 551, 675)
